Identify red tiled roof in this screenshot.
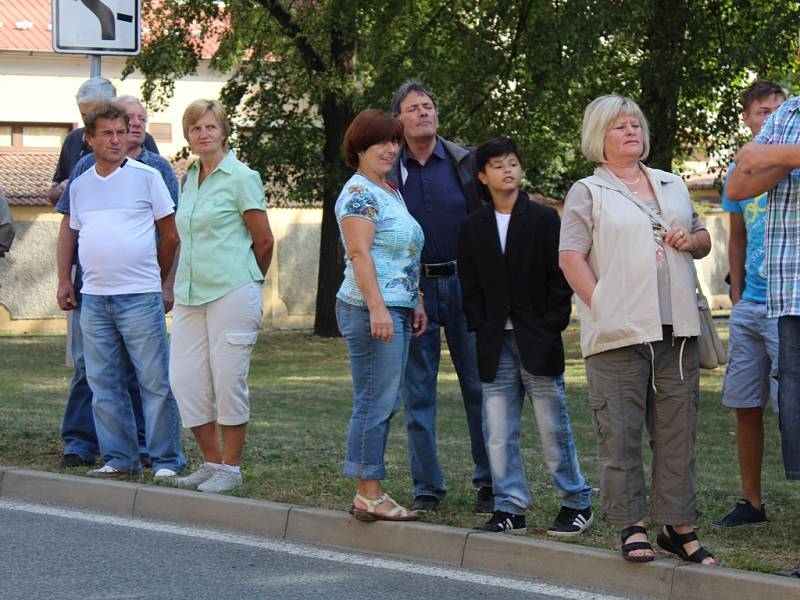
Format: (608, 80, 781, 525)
(0, 0, 219, 58)
(0, 0, 52, 52)
(0, 153, 58, 206)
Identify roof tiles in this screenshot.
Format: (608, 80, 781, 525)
(0, 152, 58, 206)
(0, 0, 53, 52)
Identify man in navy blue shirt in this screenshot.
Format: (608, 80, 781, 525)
(56, 94, 173, 469)
(389, 80, 490, 513)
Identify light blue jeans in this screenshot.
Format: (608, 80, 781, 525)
(80, 293, 185, 474)
(482, 331, 591, 515)
(403, 273, 490, 499)
(337, 300, 412, 480)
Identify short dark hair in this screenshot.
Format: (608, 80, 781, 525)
(475, 138, 521, 172)
(84, 101, 129, 136)
(342, 110, 404, 169)
(390, 79, 437, 117)
(741, 79, 785, 112)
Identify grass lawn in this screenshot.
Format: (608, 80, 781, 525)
(1, 324, 798, 573)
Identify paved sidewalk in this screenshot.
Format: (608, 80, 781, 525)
(1, 467, 797, 600)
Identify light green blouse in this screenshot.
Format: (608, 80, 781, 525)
(174, 150, 265, 305)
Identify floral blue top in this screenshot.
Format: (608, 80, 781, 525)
(335, 172, 424, 309)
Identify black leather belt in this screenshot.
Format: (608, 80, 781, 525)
(421, 261, 457, 277)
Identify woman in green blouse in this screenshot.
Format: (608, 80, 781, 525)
(169, 100, 274, 494)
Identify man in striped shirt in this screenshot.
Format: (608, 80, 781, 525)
(728, 93, 800, 483)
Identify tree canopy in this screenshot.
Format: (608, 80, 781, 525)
(128, 0, 800, 335)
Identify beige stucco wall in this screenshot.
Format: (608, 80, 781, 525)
(0, 206, 735, 335)
(0, 51, 226, 156)
(0, 205, 322, 335)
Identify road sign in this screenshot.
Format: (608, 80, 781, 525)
(52, 0, 141, 56)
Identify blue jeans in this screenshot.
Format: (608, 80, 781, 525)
(482, 332, 591, 515)
(61, 293, 147, 461)
(80, 293, 185, 473)
(778, 316, 800, 480)
(403, 273, 490, 499)
(337, 301, 412, 480)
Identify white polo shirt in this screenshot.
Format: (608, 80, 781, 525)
(69, 158, 175, 295)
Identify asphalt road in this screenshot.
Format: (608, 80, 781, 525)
(0, 499, 647, 600)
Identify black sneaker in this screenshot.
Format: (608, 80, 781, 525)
(475, 486, 493, 513)
(547, 506, 593, 537)
(712, 499, 767, 528)
(59, 453, 95, 468)
(477, 510, 527, 535)
(411, 495, 440, 513)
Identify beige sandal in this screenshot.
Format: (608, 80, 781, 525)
(349, 493, 419, 522)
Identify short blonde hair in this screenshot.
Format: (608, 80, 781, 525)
(580, 94, 650, 164)
(182, 99, 231, 145)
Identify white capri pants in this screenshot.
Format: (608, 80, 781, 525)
(170, 282, 263, 428)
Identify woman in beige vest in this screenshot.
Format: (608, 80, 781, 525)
(559, 95, 716, 565)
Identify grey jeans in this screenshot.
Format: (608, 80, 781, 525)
(585, 327, 700, 525)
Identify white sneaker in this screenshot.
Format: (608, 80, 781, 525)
(172, 464, 218, 490)
(153, 468, 179, 481)
(197, 469, 242, 494)
(87, 464, 124, 478)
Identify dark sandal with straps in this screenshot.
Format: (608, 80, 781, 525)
(621, 525, 655, 562)
(657, 525, 715, 564)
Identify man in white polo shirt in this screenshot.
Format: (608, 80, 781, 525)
(56, 102, 184, 479)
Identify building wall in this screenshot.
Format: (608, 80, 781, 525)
(0, 206, 734, 335)
(0, 51, 226, 156)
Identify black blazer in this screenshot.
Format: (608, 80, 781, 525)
(457, 192, 573, 382)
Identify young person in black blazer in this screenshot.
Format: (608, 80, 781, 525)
(457, 138, 593, 535)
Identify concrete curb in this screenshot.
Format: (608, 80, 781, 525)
(1, 468, 797, 599)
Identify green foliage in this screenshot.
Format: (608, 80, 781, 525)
(127, 0, 800, 199)
(126, 1, 800, 331)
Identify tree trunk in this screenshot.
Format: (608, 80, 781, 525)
(638, 0, 689, 171)
(313, 92, 354, 337)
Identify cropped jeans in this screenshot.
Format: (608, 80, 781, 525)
(337, 300, 412, 481)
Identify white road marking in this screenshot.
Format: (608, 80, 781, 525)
(0, 498, 632, 600)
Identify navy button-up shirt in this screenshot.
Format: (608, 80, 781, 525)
(401, 138, 468, 263)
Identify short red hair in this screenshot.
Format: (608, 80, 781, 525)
(342, 109, 404, 169)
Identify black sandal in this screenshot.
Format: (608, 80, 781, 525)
(657, 525, 715, 564)
(621, 525, 655, 562)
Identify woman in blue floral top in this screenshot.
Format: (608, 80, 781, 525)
(335, 110, 426, 522)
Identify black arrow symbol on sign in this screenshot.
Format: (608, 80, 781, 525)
(76, 0, 134, 41)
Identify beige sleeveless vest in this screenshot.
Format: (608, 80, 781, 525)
(574, 165, 700, 358)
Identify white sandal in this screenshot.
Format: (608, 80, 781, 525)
(349, 493, 418, 522)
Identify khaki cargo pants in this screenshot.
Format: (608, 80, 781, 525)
(585, 329, 700, 525)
